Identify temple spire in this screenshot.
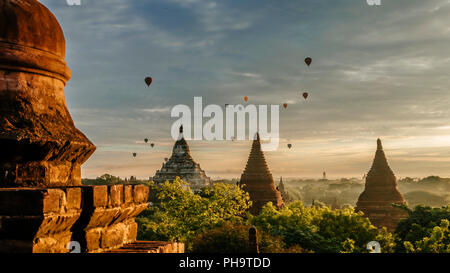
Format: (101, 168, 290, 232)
(368, 138, 393, 177)
(240, 133, 283, 214)
(356, 139, 408, 231)
(278, 177, 285, 191)
(177, 125, 184, 140)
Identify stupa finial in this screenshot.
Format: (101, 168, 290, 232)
(377, 138, 383, 150)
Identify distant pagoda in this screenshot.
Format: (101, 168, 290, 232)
(331, 197, 341, 210)
(239, 133, 283, 214)
(356, 139, 408, 232)
(153, 126, 211, 191)
(277, 177, 291, 203)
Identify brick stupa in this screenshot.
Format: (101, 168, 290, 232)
(239, 134, 283, 214)
(0, 0, 182, 253)
(356, 139, 408, 232)
(153, 125, 211, 191)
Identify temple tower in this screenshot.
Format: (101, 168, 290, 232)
(356, 139, 408, 232)
(153, 125, 211, 191)
(239, 134, 283, 214)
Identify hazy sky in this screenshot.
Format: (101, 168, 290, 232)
(40, 0, 450, 179)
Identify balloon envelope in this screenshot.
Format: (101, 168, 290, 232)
(151, 143, 155, 148)
(133, 153, 137, 157)
(288, 144, 292, 149)
(305, 57, 312, 66)
(244, 96, 249, 102)
(302, 92, 309, 100)
(283, 103, 288, 109)
(144, 138, 148, 143)
(145, 77, 153, 87)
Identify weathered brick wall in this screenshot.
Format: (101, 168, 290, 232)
(71, 184, 149, 253)
(0, 184, 150, 253)
(0, 187, 82, 253)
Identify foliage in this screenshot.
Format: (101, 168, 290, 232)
(375, 227, 397, 253)
(395, 205, 450, 252)
(136, 178, 251, 251)
(250, 201, 381, 253)
(191, 222, 306, 253)
(403, 219, 450, 253)
(134, 177, 450, 253)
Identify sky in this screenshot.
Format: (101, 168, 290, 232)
(40, 0, 450, 179)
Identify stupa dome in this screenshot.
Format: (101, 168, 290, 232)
(0, 0, 71, 82)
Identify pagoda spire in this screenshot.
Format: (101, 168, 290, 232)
(356, 139, 408, 231)
(278, 177, 285, 192)
(240, 133, 283, 214)
(177, 125, 184, 140)
(370, 139, 393, 172)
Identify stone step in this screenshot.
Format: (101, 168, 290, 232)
(106, 241, 184, 253)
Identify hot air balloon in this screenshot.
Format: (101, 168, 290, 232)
(145, 77, 153, 87)
(133, 153, 137, 157)
(244, 96, 249, 102)
(302, 92, 309, 100)
(283, 103, 288, 109)
(151, 143, 155, 148)
(144, 138, 149, 143)
(288, 144, 292, 149)
(304, 57, 312, 67)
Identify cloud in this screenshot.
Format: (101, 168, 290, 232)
(38, 0, 450, 178)
(141, 107, 171, 113)
(228, 71, 262, 78)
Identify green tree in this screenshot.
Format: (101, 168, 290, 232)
(136, 178, 251, 251)
(191, 222, 307, 253)
(404, 219, 450, 253)
(396, 205, 450, 252)
(250, 201, 384, 253)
